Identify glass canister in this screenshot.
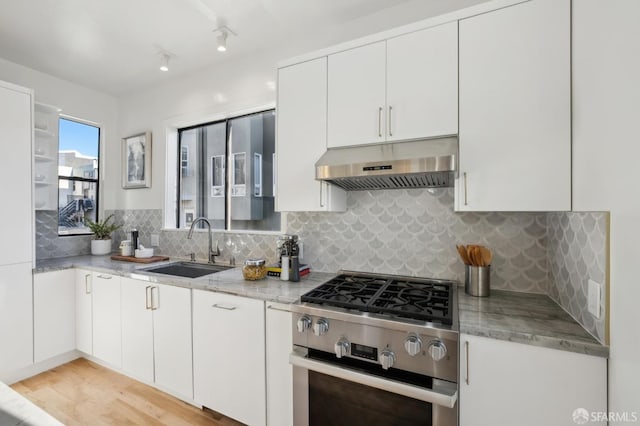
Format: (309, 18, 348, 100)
(243, 258, 267, 281)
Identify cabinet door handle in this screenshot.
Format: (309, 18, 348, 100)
(378, 106, 383, 137)
(85, 274, 92, 294)
(388, 106, 393, 137)
(97, 274, 112, 279)
(319, 182, 325, 208)
(463, 172, 468, 206)
(212, 303, 237, 311)
(145, 286, 152, 310)
(465, 340, 470, 385)
(151, 286, 159, 310)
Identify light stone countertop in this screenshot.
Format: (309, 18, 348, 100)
(35, 255, 336, 304)
(458, 287, 609, 358)
(35, 255, 608, 357)
(0, 381, 63, 425)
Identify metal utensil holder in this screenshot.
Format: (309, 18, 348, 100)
(465, 265, 490, 297)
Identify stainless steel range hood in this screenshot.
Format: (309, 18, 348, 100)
(315, 137, 458, 191)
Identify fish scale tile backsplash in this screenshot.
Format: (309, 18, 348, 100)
(287, 189, 550, 293)
(37, 188, 607, 343)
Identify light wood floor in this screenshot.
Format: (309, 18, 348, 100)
(11, 358, 244, 426)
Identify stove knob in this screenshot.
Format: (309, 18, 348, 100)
(334, 338, 350, 358)
(404, 334, 423, 356)
(297, 316, 312, 333)
(379, 348, 396, 370)
(427, 340, 448, 362)
(313, 318, 329, 336)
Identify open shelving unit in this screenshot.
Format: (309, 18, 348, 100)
(34, 102, 60, 210)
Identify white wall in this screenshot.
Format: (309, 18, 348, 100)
(0, 57, 118, 215)
(573, 0, 640, 419)
(115, 49, 281, 212)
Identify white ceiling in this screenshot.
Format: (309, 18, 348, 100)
(0, 0, 489, 96)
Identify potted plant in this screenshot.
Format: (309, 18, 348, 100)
(86, 214, 121, 255)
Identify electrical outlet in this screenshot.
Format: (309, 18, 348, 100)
(150, 234, 160, 247)
(588, 279, 601, 319)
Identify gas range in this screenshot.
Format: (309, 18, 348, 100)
(290, 271, 459, 383)
(290, 271, 459, 426)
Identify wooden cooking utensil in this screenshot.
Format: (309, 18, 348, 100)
(466, 245, 475, 266)
(456, 245, 471, 265)
(472, 246, 483, 267)
(480, 246, 493, 266)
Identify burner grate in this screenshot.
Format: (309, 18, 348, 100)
(301, 274, 453, 325)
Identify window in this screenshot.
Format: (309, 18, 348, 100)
(58, 118, 100, 235)
(177, 109, 280, 231)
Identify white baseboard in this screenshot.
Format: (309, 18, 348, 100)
(1, 351, 81, 385)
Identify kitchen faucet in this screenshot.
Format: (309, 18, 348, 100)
(187, 217, 220, 264)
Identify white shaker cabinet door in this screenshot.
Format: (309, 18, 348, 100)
(276, 57, 346, 212)
(91, 272, 122, 368)
(457, 0, 570, 211)
(266, 304, 293, 426)
(34, 269, 76, 363)
(460, 334, 607, 426)
(0, 82, 32, 264)
(152, 283, 193, 400)
(193, 290, 266, 426)
(0, 262, 33, 378)
(120, 277, 154, 383)
(387, 22, 458, 142)
(327, 41, 386, 148)
(75, 269, 93, 354)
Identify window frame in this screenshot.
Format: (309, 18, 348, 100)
(175, 108, 279, 232)
(57, 116, 101, 237)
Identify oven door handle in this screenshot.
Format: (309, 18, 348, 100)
(289, 351, 458, 409)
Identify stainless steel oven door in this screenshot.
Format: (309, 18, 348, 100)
(291, 347, 458, 426)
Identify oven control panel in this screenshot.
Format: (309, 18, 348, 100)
(292, 312, 458, 382)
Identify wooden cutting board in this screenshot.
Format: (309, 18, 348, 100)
(110, 255, 170, 263)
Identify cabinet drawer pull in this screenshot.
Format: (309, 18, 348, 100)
(463, 172, 468, 206)
(267, 305, 291, 313)
(212, 303, 237, 311)
(85, 274, 91, 294)
(97, 274, 112, 279)
(145, 286, 152, 310)
(378, 106, 383, 137)
(465, 340, 470, 385)
(388, 105, 393, 137)
(151, 286, 159, 310)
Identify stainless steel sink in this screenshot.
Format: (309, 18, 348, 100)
(141, 261, 233, 278)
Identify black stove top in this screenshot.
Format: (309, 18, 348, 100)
(301, 272, 454, 325)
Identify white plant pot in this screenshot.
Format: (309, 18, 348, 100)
(91, 239, 112, 255)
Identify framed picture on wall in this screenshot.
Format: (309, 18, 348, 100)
(122, 132, 151, 189)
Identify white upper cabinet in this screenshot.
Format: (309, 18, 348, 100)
(386, 22, 458, 141)
(328, 41, 387, 148)
(457, 0, 571, 211)
(276, 57, 346, 212)
(327, 22, 458, 148)
(0, 81, 33, 265)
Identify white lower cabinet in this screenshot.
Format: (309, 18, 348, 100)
(265, 304, 293, 426)
(75, 269, 93, 354)
(193, 290, 266, 426)
(91, 272, 122, 368)
(34, 269, 75, 363)
(121, 278, 193, 399)
(460, 334, 607, 426)
(0, 263, 33, 378)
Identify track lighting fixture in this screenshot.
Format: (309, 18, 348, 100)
(159, 54, 170, 72)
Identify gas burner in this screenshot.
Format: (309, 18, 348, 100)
(301, 272, 454, 325)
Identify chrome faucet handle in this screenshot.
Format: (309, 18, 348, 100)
(209, 240, 221, 264)
(214, 240, 221, 255)
(190, 253, 196, 262)
(229, 255, 236, 266)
